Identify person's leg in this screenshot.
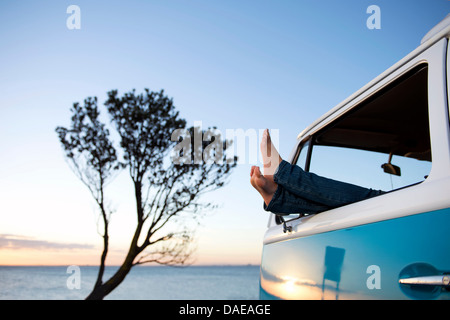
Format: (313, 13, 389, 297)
(252, 129, 384, 214)
(250, 129, 331, 214)
(263, 182, 331, 214)
(274, 160, 384, 208)
(251, 166, 331, 214)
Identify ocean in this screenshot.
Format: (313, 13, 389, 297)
(0, 265, 261, 300)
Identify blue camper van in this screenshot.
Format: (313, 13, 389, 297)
(260, 15, 450, 300)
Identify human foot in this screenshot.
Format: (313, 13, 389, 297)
(260, 129, 282, 176)
(250, 166, 278, 206)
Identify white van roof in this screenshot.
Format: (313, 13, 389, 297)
(297, 13, 450, 141)
(421, 13, 450, 44)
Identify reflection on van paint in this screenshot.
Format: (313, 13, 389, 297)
(260, 246, 346, 300)
(260, 208, 450, 300)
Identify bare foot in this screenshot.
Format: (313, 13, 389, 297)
(250, 166, 278, 206)
(261, 129, 282, 176)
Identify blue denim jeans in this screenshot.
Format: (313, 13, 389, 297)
(264, 160, 384, 215)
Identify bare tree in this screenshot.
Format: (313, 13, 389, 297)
(56, 89, 236, 300)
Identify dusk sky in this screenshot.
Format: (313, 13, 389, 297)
(1, 0, 449, 266)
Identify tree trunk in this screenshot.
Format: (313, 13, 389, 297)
(85, 222, 144, 300)
(85, 258, 133, 300)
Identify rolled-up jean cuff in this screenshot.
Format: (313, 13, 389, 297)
(273, 159, 289, 183)
(263, 185, 282, 212)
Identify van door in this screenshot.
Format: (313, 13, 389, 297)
(260, 38, 450, 300)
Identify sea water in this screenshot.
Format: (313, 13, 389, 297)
(0, 265, 260, 300)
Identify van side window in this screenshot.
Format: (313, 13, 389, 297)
(307, 64, 431, 193)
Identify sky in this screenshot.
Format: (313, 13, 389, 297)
(0, 0, 449, 266)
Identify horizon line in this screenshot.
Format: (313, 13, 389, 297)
(0, 263, 261, 267)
